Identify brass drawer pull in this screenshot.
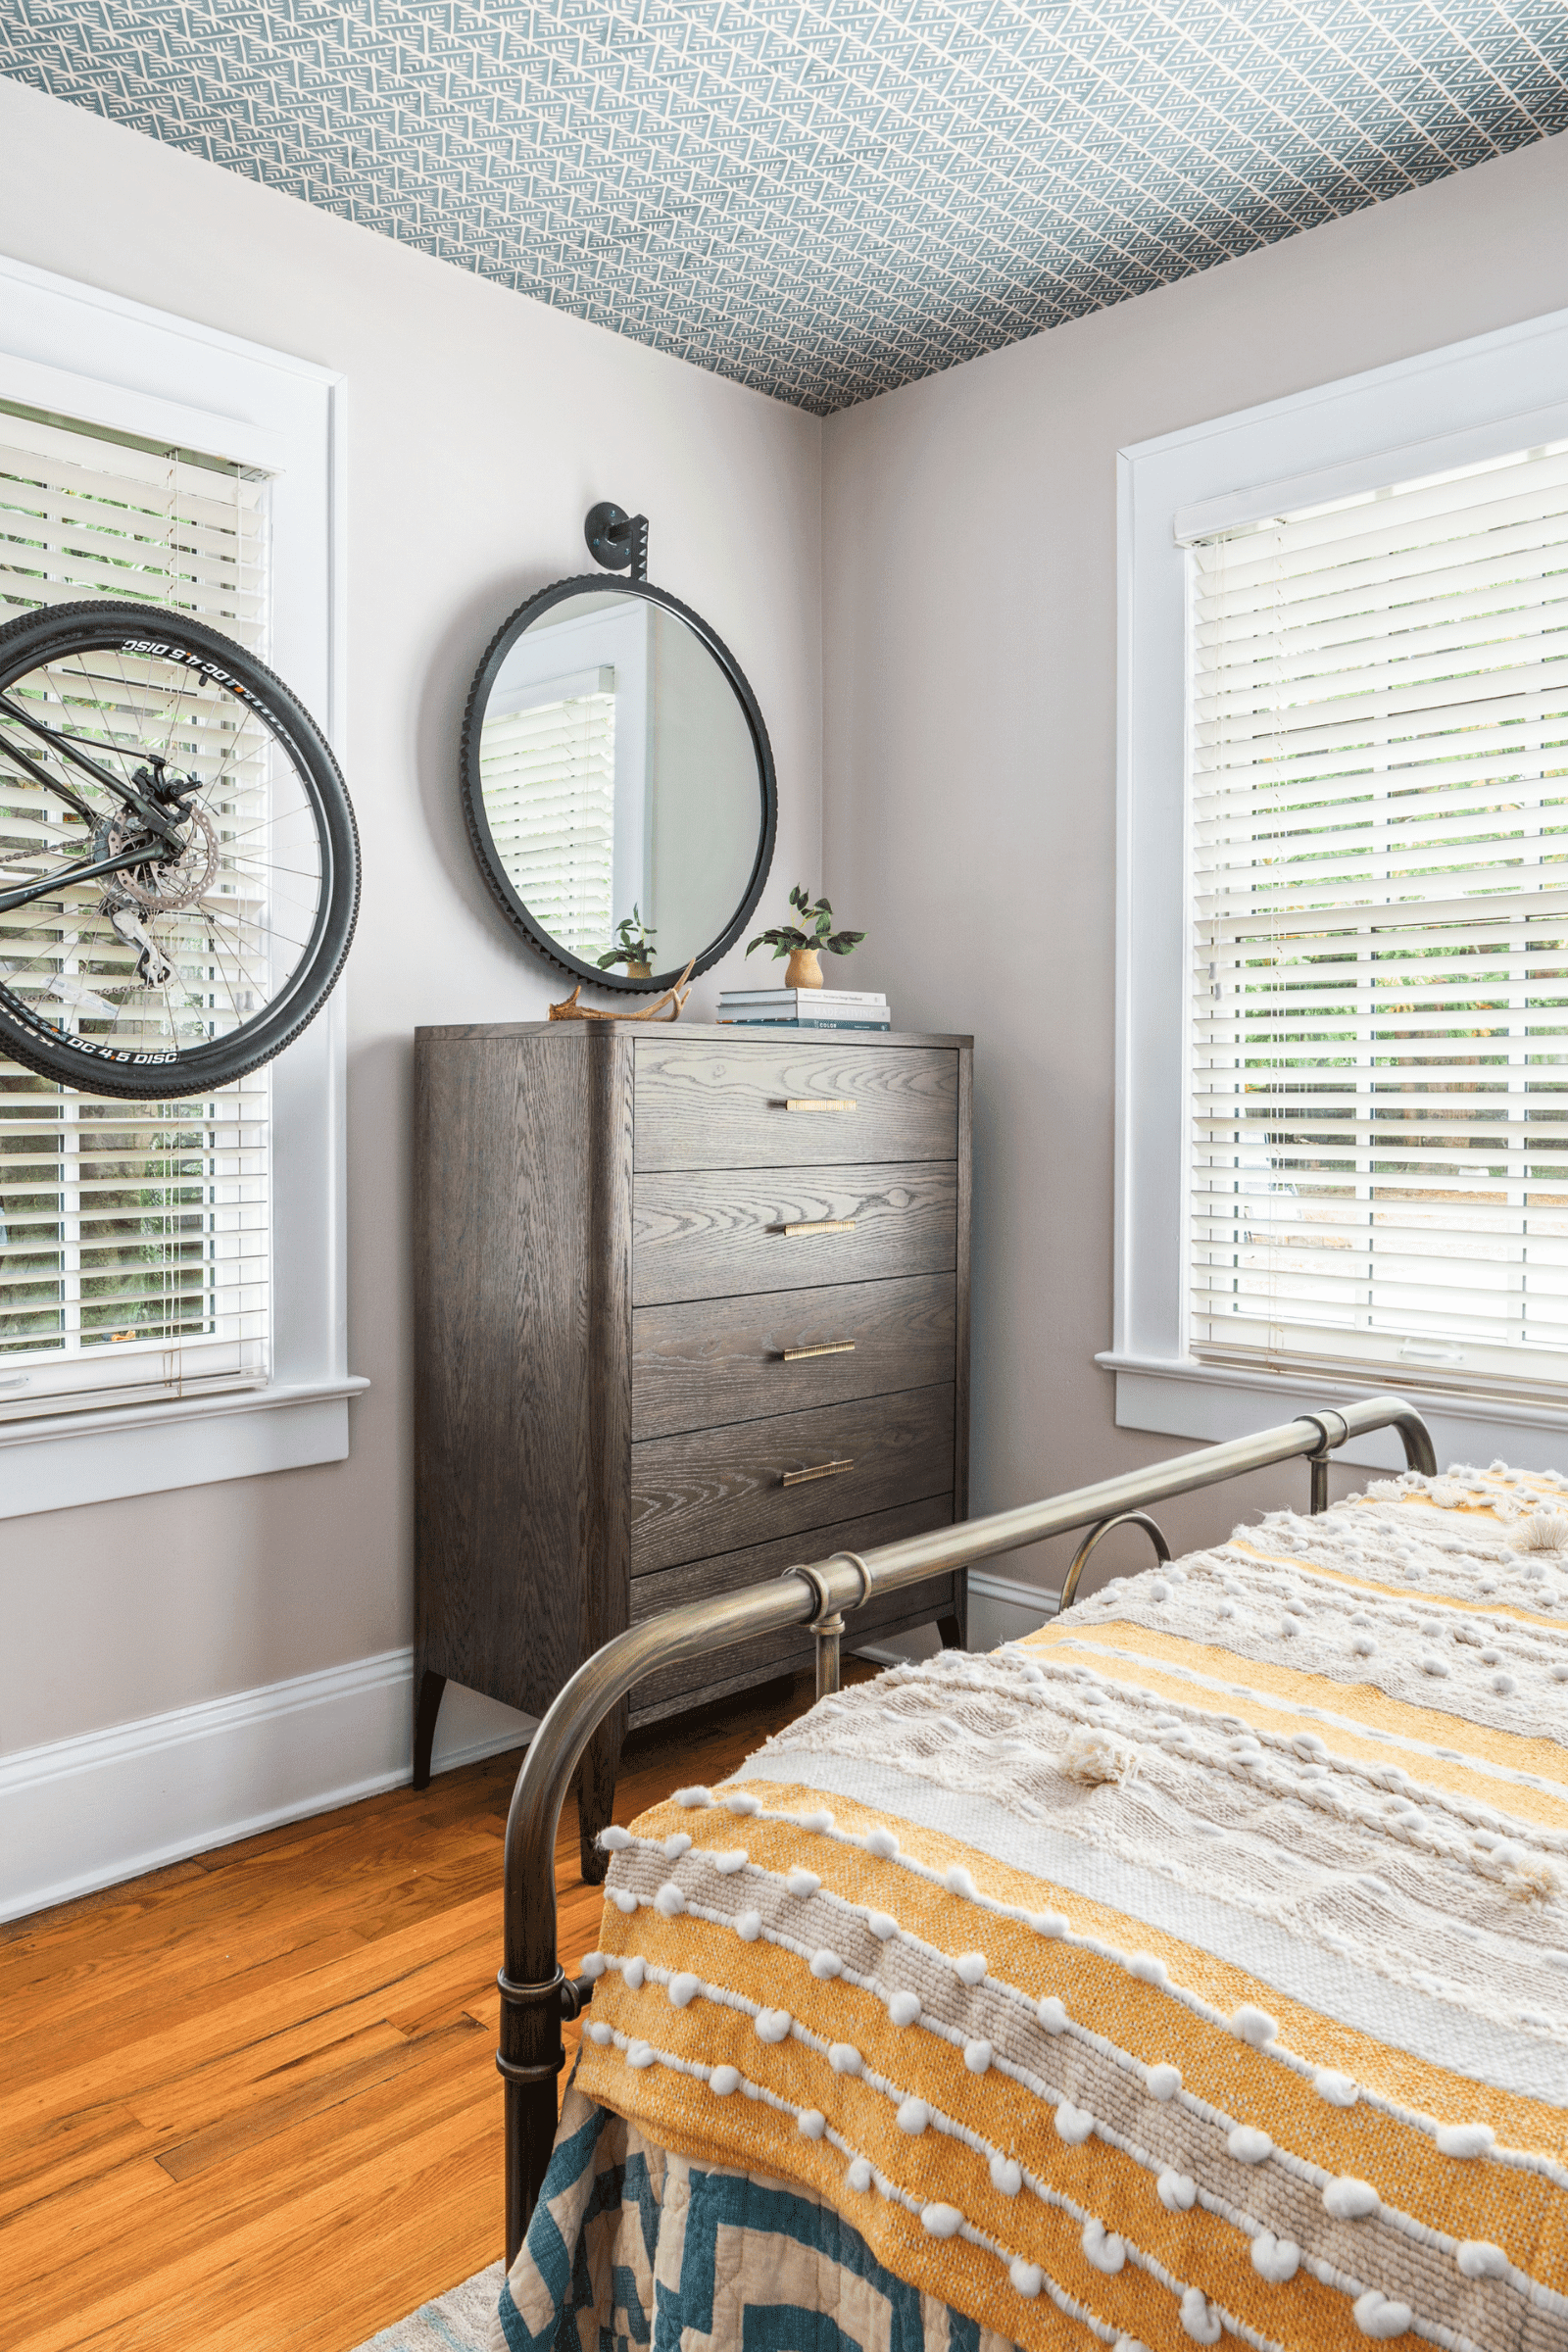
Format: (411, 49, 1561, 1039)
(785, 1098, 856, 1112)
(781, 1457, 855, 1487)
(781, 1341, 856, 1362)
(783, 1218, 856, 1238)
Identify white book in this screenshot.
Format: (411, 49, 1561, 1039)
(718, 986, 887, 1007)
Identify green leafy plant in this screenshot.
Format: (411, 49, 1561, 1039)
(747, 885, 865, 962)
(597, 906, 657, 971)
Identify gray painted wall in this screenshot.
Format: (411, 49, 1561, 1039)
(0, 75, 823, 1758)
(820, 129, 1568, 1602)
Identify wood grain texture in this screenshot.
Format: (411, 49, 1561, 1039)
(629, 1383, 955, 1572)
(415, 1026, 634, 1732)
(0, 1673, 852, 2352)
(631, 1162, 957, 1306)
(632, 1035, 958, 1170)
(626, 1494, 956, 1720)
(953, 1040, 973, 1642)
(577, 1027, 635, 1872)
(630, 1272, 956, 1440)
(415, 1022, 971, 1832)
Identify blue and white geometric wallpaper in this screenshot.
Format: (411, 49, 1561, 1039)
(3, 2, 1565, 413)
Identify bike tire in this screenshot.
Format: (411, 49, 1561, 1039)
(0, 601, 359, 1099)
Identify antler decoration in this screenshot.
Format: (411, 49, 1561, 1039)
(548, 958, 696, 1023)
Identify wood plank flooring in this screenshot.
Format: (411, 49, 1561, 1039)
(2, 1666, 861, 2352)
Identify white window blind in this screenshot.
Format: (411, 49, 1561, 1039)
(478, 673, 616, 963)
(0, 405, 270, 1419)
(1189, 438, 1568, 1406)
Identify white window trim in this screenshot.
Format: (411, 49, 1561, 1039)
(0, 251, 366, 1518)
(1107, 303, 1568, 1479)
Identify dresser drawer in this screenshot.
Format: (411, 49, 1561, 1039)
(628, 1496, 957, 1724)
(632, 1163, 956, 1307)
(630, 1384, 956, 1574)
(631, 1272, 956, 1440)
(633, 1038, 957, 1171)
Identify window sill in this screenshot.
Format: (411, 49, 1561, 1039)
(0, 1376, 370, 1519)
(1097, 1353, 1568, 1481)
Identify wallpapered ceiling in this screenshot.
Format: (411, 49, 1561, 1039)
(3, 1, 1565, 413)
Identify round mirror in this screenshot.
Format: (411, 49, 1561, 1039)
(461, 577, 776, 990)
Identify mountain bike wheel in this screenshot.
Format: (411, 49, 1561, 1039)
(0, 601, 359, 1100)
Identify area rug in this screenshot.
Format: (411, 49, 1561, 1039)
(352, 2261, 503, 2352)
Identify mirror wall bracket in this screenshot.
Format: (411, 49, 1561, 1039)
(584, 501, 649, 582)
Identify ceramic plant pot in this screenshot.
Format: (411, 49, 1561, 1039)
(784, 947, 823, 988)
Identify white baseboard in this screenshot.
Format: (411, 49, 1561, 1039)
(851, 1570, 1059, 1667)
(1, 1572, 1068, 1927)
(965, 1566, 1060, 1649)
(0, 1647, 535, 1926)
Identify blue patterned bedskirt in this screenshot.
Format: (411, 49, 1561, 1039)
(496, 2083, 1019, 2352)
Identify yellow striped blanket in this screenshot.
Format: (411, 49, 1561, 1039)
(563, 1466, 1568, 2351)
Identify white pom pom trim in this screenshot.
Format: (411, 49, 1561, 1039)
(1323, 2177, 1379, 2221)
(1081, 2220, 1125, 2275)
(1180, 2289, 1222, 2343)
(1352, 2290, 1413, 2339)
(1250, 2231, 1299, 2283)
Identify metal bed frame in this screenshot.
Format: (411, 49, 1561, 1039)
(495, 1391, 1436, 2264)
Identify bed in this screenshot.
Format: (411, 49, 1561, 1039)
(488, 1396, 1568, 2352)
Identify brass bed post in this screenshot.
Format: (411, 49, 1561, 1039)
(497, 1391, 1434, 2265)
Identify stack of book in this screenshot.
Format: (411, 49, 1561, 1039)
(717, 985, 891, 1031)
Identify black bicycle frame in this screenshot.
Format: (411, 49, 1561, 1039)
(0, 691, 187, 917)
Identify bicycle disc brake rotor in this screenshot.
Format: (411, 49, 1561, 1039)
(104, 805, 220, 914)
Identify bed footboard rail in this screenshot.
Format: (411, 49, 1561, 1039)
(497, 1390, 1434, 2261)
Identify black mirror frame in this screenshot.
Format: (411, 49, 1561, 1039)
(461, 573, 778, 993)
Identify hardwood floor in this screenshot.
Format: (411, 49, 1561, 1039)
(1, 1665, 866, 2352)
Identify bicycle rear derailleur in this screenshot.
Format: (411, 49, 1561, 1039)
(96, 762, 219, 987)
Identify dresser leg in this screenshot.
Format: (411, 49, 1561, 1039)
(412, 1670, 447, 1790)
(575, 1699, 628, 1885)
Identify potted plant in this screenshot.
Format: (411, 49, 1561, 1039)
(597, 906, 657, 979)
(747, 887, 865, 989)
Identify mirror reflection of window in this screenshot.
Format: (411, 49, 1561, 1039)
(483, 595, 650, 963)
(478, 669, 616, 962)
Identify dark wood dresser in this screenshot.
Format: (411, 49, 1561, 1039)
(412, 1022, 971, 1873)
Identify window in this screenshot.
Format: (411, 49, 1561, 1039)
(1110, 303, 1568, 1472)
(1189, 442, 1568, 1407)
(0, 248, 357, 1518)
(0, 406, 272, 1418)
